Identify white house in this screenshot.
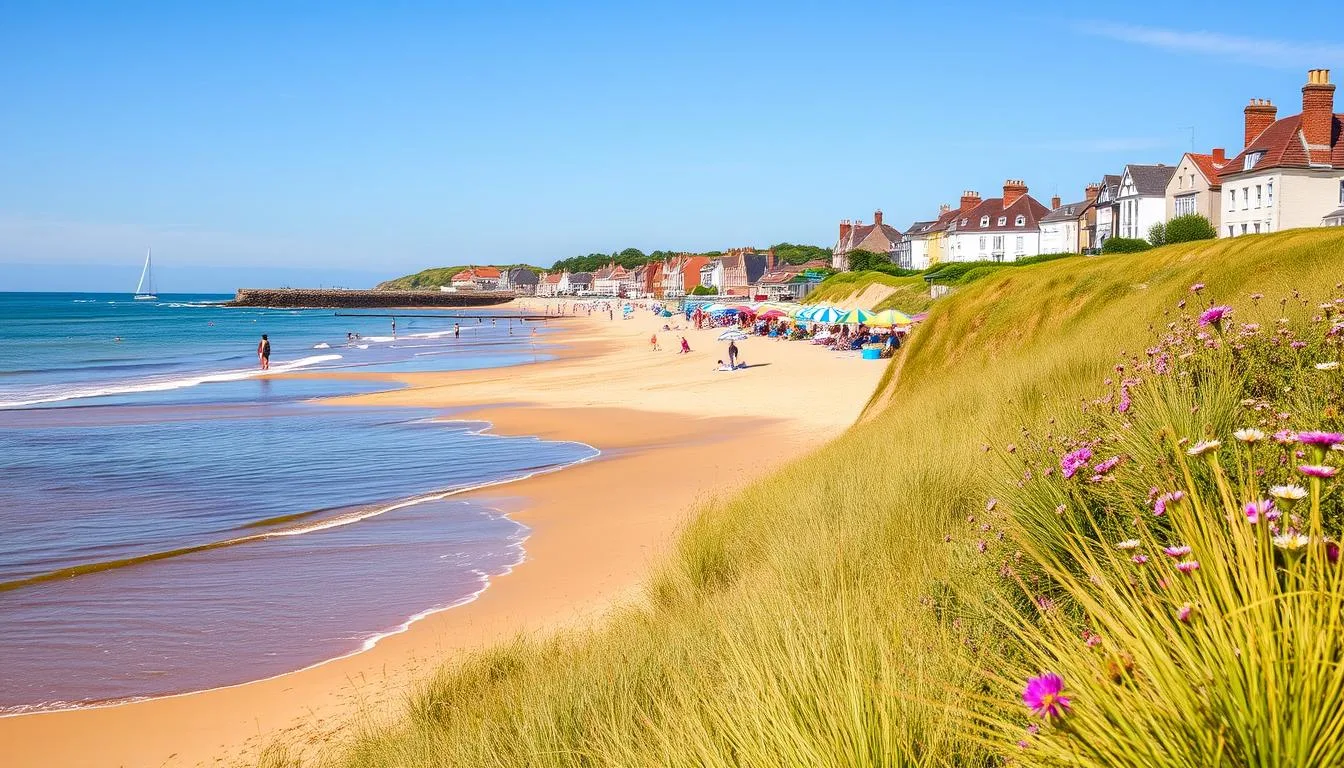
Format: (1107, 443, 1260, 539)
(699, 260, 724, 294)
(1040, 195, 1080, 254)
(942, 180, 1050, 262)
(1220, 70, 1344, 238)
(1116, 165, 1176, 241)
(896, 209, 947, 270)
(1093, 174, 1121, 246)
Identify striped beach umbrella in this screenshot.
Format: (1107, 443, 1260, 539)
(806, 306, 846, 324)
(839, 308, 874, 324)
(868, 309, 914, 327)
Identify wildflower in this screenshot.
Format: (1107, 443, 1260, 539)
(1327, 540, 1341, 565)
(1082, 631, 1102, 648)
(1299, 464, 1340, 479)
(1115, 539, 1141, 550)
(1234, 428, 1266, 443)
(1317, 361, 1341, 371)
(1187, 439, 1222, 456)
(1199, 305, 1233, 331)
(1274, 532, 1310, 552)
(1177, 603, 1194, 623)
(1093, 456, 1121, 475)
(1060, 447, 1093, 479)
(1298, 431, 1344, 449)
(1054, 503, 1066, 515)
(976, 540, 988, 553)
(1190, 283, 1205, 294)
(1164, 545, 1192, 558)
(1132, 554, 1150, 565)
(1291, 340, 1308, 350)
(1244, 499, 1275, 524)
(1153, 490, 1184, 516)
(1177, 560, 1201, 573)
(1273, 430, 1298, 444)
(1022, 673, 1071, 720)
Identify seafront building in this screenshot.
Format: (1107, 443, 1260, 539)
(660, 254, 711, 298)
(1092, 174, 1122, 248)
(1115, 164, 1176, 240)
(1040, 186, 1099, 254)
(941, 181, 1050, 262)
(831, 211, 903, 270)
(1220, 70, 1344, 237)
(1166, 150, 1228, 231)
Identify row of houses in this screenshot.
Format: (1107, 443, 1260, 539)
(536, 250, 831, 300)
(842, 69, 1344, 270)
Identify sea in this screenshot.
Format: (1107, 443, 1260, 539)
(0, 292, 596, 713)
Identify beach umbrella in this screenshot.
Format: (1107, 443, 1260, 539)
(731, 305, 756, 314)
(718, 329, 749, 341)
(807, 306, 845, 324)
(758, 309, 787, 319)
(702, 303, 728, 313)
(839, 308, 874, 325)
(868, 309, 914, 327)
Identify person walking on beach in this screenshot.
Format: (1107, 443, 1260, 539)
(728, 340, 739, 369)
(650, 333, 660, 351)
(454, 323, 461, 339)
(679, 336, 691, 354)
(257, 334, 271, 370)
(391, 318, 397, 337)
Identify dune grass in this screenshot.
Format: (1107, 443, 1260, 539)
(270, 229, 1344, 767)
(803, 272, 935, 314)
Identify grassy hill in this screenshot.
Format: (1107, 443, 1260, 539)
(802, 271, 935, 314)
(376, 265, 544, 291)
(274, 229, 1344, 767)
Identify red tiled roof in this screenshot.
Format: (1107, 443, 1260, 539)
(1187, 152, 1228, 186)
(954, 195, 1050, 233)
(473, 266, 501, 278)
(1221, 113, 1344, 180)
(543, 273, 562, 284)
(451, 270, 474, 282)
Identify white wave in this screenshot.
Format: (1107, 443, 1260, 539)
(0, 354, 343, 409)
(313, 342, 331, 349)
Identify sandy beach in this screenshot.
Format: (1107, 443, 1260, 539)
(0, 299, 888, 768)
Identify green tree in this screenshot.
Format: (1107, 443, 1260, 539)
(690, 285, 716, 296)
(1148, 222, 1167, 247)
(1165, 214, 1217, 243)
(769, 243, 833, 265)
(845, 250, 890, 272)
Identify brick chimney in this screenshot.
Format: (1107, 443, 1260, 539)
(766, 247, 776, 271)
(873, 209, 883, 226)
(939, 203, 951, 215)
(1002, 179, 1028, 207)
(1302, 69, 1336, 164)
(1085, 183, 1101, 201)
(1211, 147, 1227, 164)
(959, 191, 981, 213)
(1051, 195, 1061, 210)
(839, 219, 852, 245)
(1244, 98, 1278, 148)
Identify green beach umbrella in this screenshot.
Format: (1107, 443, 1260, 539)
(839, 308, 874, 324)
(807, 306, 845, 324)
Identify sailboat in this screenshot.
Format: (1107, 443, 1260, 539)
(133, 247, 157, 301)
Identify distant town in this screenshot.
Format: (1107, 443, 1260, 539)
(403, 68, 1343, 301)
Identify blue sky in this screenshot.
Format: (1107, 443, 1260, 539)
(2, 1, 1342, 291)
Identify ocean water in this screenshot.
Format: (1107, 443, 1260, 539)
(0, 292, 594, 711)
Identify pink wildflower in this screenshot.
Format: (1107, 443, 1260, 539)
(1177, 560, 1201, 573)
(1177, 603, 1194, 623)
(1190, 283, 1205, 294)
(1298, 431, 1344, 449)
(1132, 554, 1150, 565)
(1022, 673, 1071, 720)
(1164, 545, 1192, 558)
(1199, 305, 1232, 331)
(1299, 465, 1339, 479)
(1244, 499, 1275, 524)
(1061, 447, 1093, 479)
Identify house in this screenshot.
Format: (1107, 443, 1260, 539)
(1093, 174, 1122, 247)
(1220, 69, 1344, 237)
(1166, 149, 1228, 231)
(499, 267, 539, 295)
(1040, 187, 1099, 254)
(592, 264, 628, 297)
(660, 254, 710, 298)
(1116, 165, 1176, 241)
(894, 205, 960, 269)
(622, 265, 646, 298)
(718, 248, 772, 296)
(699, 260, 722, 294)
(536, 272, 562, 297)
(831, 210, 904, 270)
(942, 181, 1051, 262)
(450, 268, 484, 290)
(566, 272, 593, 295)
(752, 259, 829, 301)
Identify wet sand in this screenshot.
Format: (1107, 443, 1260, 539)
(0, 301, 888, 767)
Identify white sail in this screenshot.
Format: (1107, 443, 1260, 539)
(134, 248, 157, 300)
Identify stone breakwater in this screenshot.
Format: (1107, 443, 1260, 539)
(229, 288, 516, 309)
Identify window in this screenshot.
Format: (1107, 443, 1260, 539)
(979, 236, 986, 250)
(1339, 181, 1344, 204)
(1241, 223, 1248, 235)
(997, 216, 1007, 226)
(1254, 222, 1261, 233)
(1244, 151, 1265, 170)
(1175, 194, 1197, 217)
(1241, 188, 1249, 210)
(1228, 190, 1235, 212)
(992, 235, 1004, 253)
(1015, 236, 1024, 253)
(961, 218, 968, 226)
(980, 216, 990, 227)
(1268, 180, 1274, 206)
(1255, 185, 1262, 208)
(1228, 225, 1235, 237)
(1015, 215, 1026, 226)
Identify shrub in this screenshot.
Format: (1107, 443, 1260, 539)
(690, 285, 715, 296)
(1101, 237, 1151, 254)
(1166, 214, 1217, 244)
(1147, 222, 1167, 247)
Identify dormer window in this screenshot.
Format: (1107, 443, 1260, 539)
(1015, 215, 1026, 226)
(997, 216, 1007, 226)
(961, 218, 968, 226)
(980, 216, 990, 227)
(1244, 151, 1265, 170)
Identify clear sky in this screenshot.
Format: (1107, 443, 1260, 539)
(2, 1, 1342, 292)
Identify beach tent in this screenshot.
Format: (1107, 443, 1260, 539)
(868, 309, 914, 327)
(839, 308, 874, 325)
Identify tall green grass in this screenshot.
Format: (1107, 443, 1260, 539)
(270, 230, 1344, 767)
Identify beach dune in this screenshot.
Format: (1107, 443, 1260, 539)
(0, 299, 888, 768)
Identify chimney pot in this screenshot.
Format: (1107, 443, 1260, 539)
(1212, 147, 1226, 163)
(1051, 195, 1061, 210)
(1002, 179, 1029, 207)
(873, 209, 883, 226)
(1243, 98, 1278, 148)
(1302, 69, 1336, 162)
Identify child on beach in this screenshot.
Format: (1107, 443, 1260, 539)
(679, 336, 691, 354)
(650, 333, 659, 351)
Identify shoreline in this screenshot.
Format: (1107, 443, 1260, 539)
(0, 301, 888, 768)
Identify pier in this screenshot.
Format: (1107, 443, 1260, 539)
(228, 288, 516, 309)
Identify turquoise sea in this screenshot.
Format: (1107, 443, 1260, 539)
(0, 292, 595, 711)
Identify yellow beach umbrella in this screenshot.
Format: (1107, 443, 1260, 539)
(868, 308, 914, 327)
